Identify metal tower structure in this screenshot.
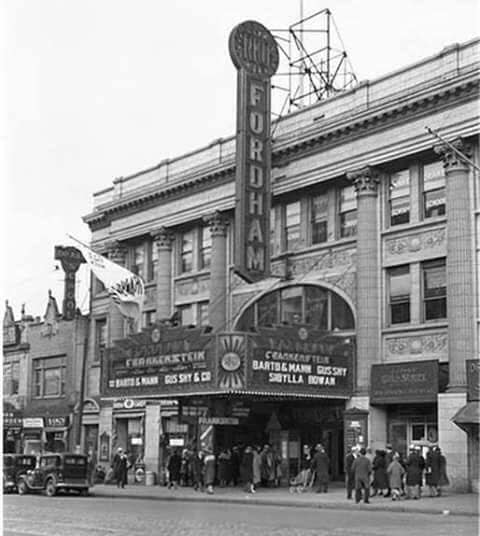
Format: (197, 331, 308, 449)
(271, 7, 358, 118)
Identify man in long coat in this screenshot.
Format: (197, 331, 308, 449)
(345, 446, 357, 499)
(311, 444, 330, 493)
(405, 446, 423, 499)
(351, 447, 372, 504)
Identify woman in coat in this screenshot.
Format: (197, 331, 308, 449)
(217, 449, 230, 487)
(405, 447, 423, 499)
(387, 453, 405, 500)
(240, 446, 254, 493)
(372, 450, 388, 496)
(433, 447, 449, 496)
(203, 449, 216, 494)
(167, 449, 182, 489)
(191, 450, 204, 491)
(252, 446, 262, 491)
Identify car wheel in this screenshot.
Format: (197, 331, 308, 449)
(18, 481, 28, 495)
(45, 480, 56, 497)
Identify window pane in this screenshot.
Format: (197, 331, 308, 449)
(331, 293, 354, 330)
(424, 189, 445, 218)
(181, 231, 193, 272)
(281, 286, 303, 324)
(389, 170, 410, 225)
(389, 266, 410, 324)
(340, 185, 357, 212)
(311, 194, 328, 244)
(423, 162, 445, 219)
(257, 292, 279, 326)
(285, 202, 301, 251)
(132, 244, 145, 279)
(305, 286, 328, 330)
(178, 305, 194, 326)
(200, 227, 212, 269)
(424, 260, 446, 320)
(340, 210, 357, 238)
(44, 368, 61, 396)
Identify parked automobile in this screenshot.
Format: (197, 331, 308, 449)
(17, 453, 89, 497)
(3, 454, 37, 493)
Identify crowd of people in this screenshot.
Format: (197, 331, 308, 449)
(345, 444, 449, 504)
(165, 444, 282, 495)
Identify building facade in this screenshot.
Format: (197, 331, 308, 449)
(3, 294, 89, 455)
(83, 38, 480, 491)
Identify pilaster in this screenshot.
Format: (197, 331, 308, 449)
(347, 166, 380, 393)
(152, 227, 174, 320)
(105, 242, 127, 346)
(204, 211, 228, 331)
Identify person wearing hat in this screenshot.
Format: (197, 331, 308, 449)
(405, 445, 423, 499)
(351, 447, 372, 504)
(345, 446, 357, 499)
(384, 444, 394, 497)
(311, 444, 330, 493)
(112, 447, 128, 488)
(203, 448, 216, 494)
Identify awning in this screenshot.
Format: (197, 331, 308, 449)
(452, 401, 480, 431)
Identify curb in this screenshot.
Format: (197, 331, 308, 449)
(90, 490, 477, 518)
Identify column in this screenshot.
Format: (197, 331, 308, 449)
(152, 227, 174, 321)
(107, 242, 127, 345)
(434, 137, 474, 389)
(205, 211, 228, 332)
(347, 166, 380, 393)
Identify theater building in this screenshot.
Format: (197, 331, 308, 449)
(82, 34, 480, 491)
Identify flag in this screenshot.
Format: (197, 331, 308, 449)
(69, 236, 144, 320)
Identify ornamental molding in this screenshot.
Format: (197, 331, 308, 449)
(346, 166, 380, 196)
(385, 332, 447, 357)
(385, 228, 446, 257)
(175, 275, 210, 301)
(204, 211, 229, 236)
(105, 241, 127, 265)
(433, 137, 472, 173)
(152, 227, 174, 250)
(271, 248, 356, 278)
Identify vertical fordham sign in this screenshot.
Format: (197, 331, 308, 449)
(229, 20, 279, 281)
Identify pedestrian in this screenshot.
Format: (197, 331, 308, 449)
(203, 448, 216, 494)
(231, 446, 241, 487)
(372, 450, 388, 497)
(217, 449, 230, 487)
(433, 447, 449, 496)
(112, 447, 128, 488)
(167, 448, 182, 489)
(405, 445, 423, 499)
(253, 446, 262, 491)
(345, 446, 357, 499)
(352, 447, 371, 504)
(192, 449, 204, 491)
(311, 444, 330, 493)
(387, 453, 405, 501)
(384, 444, 394, 497)
(240, 446, 254, 493)
(260, 444, 275, 487)
(87, 447, 97, 487)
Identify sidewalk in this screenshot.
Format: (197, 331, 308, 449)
(91, 483, 479, 517)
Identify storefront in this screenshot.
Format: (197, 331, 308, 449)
(3, 410, 23, 453)
(22, 417, 44, 455)
(370, 360, 446, 457)
(102, 322, 354, 483)
(44, 416, 69, 452)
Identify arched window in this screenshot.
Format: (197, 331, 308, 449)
(236, 284, 354, 332)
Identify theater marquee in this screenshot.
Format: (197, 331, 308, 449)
(229, 20, 279, 281)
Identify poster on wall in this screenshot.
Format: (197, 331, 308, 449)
(102, 324, 216, 397)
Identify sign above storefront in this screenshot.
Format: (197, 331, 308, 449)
(23, 417, 44, 428)
(230, 20, 279, 282)
(44, 416, 69, 428)
(370, 360, 439, 404)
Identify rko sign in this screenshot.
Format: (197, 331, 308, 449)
(229, 21, 279, 281)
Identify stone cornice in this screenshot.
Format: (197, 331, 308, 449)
(84, 74, 479, 231)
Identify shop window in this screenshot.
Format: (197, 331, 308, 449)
(34, 357, 66, 398)
(180, 231, 194, 273)
(388, 265, 410, 324)
(148, 240, 158, 281)
(389, 169, 410, 226)
(339, 185, 357, 238)
(285, 201, 301, 251)
(305, 286, 329, 330)
(131, 243, 146, 280)
(199, 226, 212, 270)
(331, 293, 355, 330)
(94, 318, 107, 362)
(311, 194, 328, 244)
(281, 287, 303, 324)
(422, 259, 447, 321)
(423, 162, 445, 219)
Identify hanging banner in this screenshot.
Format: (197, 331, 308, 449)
(229, 20, 279, 281)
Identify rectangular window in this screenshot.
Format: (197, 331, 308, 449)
(177, 304, 194, 326)
(94, 319, 107, 362)
(388, 265, 410, 324)
(143, 311, 155, 326)
(389, 169, 410, 226)
(285, 201, 301, 251)
(339, 185, 357, 238)
(281, 286, 303, 324)
(181, 231, 194, 273)
(33, 357, 66, 398)
(423, 162, 445, 219)
(423, 259, 447, 320)
(198, 301, 209, 326)
(311, 194, 328, 244)
(148, 240, 158, 281)
(199, 226, 212, 270)
(132, 244, 145, 279)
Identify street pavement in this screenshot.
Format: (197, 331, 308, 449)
(3, 492, 479, 536)
(90, 481, 479, 517)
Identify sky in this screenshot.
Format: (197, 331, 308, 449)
(2, 0, 479, 319)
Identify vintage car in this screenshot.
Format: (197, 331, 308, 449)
(3, 454, 37, 493)
(17, 453, 89, 497)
